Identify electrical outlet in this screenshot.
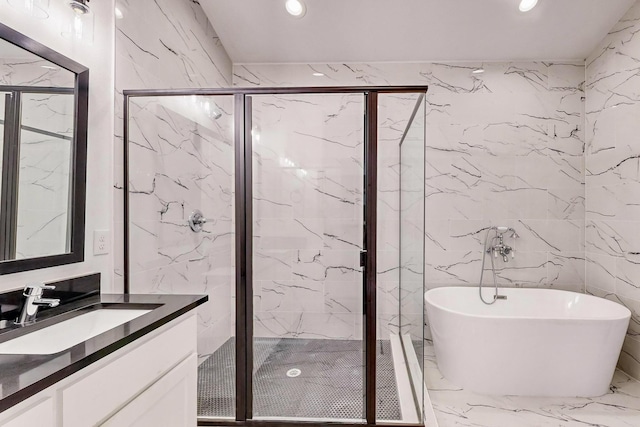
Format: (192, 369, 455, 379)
(93, 230, 110, 255)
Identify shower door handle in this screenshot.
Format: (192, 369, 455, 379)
(360, 251, 367, 268)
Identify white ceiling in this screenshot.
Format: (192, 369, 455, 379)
(201, 0, 635, 64)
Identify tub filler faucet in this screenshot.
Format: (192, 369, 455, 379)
(479, 226, 519, 305)
(488, 227, 519, 262)
(16, 283, 60, 325)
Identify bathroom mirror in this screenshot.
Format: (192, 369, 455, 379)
(0, 22, 88, 274)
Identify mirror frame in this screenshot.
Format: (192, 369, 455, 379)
(0, 22, 88, 274)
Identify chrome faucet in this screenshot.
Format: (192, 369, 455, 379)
(16, 283, 60, 325)
(487, 227, 519, 263)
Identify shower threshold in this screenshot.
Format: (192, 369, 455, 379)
(197, 337, 415, 422)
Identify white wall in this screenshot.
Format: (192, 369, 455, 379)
(0, 0, 115, 291)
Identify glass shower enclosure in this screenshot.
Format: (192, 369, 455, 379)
(123, 86, 427, 426)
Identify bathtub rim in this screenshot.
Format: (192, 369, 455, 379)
(424, 286, 631, 322)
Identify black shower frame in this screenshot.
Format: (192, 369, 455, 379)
(122, 86, 429, 427)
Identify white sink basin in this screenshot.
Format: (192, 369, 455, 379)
(0, 309, 151, 355)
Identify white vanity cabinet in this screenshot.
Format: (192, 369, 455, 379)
(0, 397, 54, 427)
(0, 312, 197, 427)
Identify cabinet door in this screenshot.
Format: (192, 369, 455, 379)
(0, 397, 53, 427)
(100, 353, 197, 427)
(62, 315, 196, 427)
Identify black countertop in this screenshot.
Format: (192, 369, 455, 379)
(0, 292, 207, 413)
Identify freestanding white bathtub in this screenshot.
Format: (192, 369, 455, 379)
(425, 287, 631, 397)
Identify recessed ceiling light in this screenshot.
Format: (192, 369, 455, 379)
(472, 68, 485, 74)
(519, 0, 538, 12)
(312, 72, 324, 77)
(285, 0, 306, 17)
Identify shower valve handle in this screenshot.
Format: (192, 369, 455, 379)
(188, 210, 207, 233)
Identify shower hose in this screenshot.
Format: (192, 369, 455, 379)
(478, 227, 500, 305)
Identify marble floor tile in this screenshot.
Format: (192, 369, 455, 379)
(424, 341, 640, 427)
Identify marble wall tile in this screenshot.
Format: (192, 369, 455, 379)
(0, 58, 75, 87)
(619, 336, 640, 381)
(116, 0, 231, 89)
(259, 280, 324, 312)
(325, 281, 362, 314)
(585, 0, 640, 381)
(547, 252, 586, 289)
(116, 0, 234, 359)
(254, 312, 294, 338)
(377, 281, 400, 316)
(292, 313, 357, 339)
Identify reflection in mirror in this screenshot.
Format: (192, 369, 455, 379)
(16, 92, 74, 259)
(0, 37, 76, 261)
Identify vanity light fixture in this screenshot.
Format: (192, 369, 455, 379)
(519, 0, 538, 12)
(68, 0, 90, 15)
(62, 0, 94, 43)
(285, 0, 306, 18)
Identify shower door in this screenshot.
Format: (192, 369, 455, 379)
(248, 93, 367, 422)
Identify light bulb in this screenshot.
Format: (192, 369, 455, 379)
(73, 14, 83, 38)
(61, 0, 94, 43)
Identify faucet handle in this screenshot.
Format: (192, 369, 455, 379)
(23, 283, 55, 296)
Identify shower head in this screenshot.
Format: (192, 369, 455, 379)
(210, 109, 222, 120)
(202, 99, 223, 120)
